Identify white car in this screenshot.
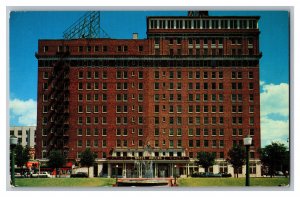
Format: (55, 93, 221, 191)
(31, 172, 52, 178)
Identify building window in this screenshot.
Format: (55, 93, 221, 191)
(102, 94, 107, 101)
(77, 140, 82, 147)
(86, 140, 91, 147)
(248, 94, 254, 102)
(204, 140, 209, 148)
(177, 83, 182, 90)
(138, 140, 143, 147)
(153, 95, 159, 103)
(249, 117, 254, 125)
(189, 140, 193, 148)
(138, 83, 143, 90)
(102, 71, 107, 79)
(101, 128, 107, 136)
(87, 46, 91, 52)
(43, 71, 49, 79)
(102, 140, 107, 147)
(220, 140, 224, 148)
(102, 117, 107, 124)
(138, 71, 143, 79)
(218, 71, 223, 79)
(43, 82, 48, 90)
(188, 94, 193, 102)
(249, 82, 254, 90)
(138, 45, 143, 52)
(43, 46, 48, 52)
(116, 71, 122, 79)
(176, 71, 182, 79)
(94, 140, 98, 147)
(188, 105, 193, 113)
(248, 71, 254, 79)
(138, 117, 143, 124)
(211, 94, 216, 102)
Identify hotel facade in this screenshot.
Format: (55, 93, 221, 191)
(36, 11, 262, 177)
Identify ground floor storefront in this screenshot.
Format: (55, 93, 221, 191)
(90, 158, 261, 178)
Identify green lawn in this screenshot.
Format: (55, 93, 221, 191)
(15, 178, 115, 187)
(178, 177, 290, 187)
(15, 177, 289, 187)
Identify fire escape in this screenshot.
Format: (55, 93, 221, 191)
(45, 51, 70, 158)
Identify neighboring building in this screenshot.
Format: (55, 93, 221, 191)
(10, 126, 36, 148)
(35, 11, 262, 177)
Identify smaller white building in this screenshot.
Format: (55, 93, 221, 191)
(10, 126, 36, 148)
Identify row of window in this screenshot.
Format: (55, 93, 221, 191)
(149, 19, 258, 30)
(10, 129, 32, 136)
(43, 70, 254, 80)
(154, 93, 254, 102)
(41, 93, 254, 103)
(72, 70, 254, 80)
(66, 127, 255, 137)
(42, 81, 255, 92)
(42, 114, 256, 126)
(76, 116, 144, 125)
(72, 127, 255, 137)
(156, 37, 254, 46)
(73, 139, 228, 149)
(166, 48, 255, 56)
(153, 116, 255, 125)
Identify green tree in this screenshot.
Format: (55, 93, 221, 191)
(80, 148, 96, 177)
(15, 145, 30, 175)
(259, 142, 288, 177)
(227, 145, 246, 178)
(47, 150, 66, 177)
(195, 152, 216, 172)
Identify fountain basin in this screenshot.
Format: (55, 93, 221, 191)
(116, 178, 171, 187)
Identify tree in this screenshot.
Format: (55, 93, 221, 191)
(47, 150, 66, 177)
(15, 145, 30, 175)
(259, 142, 288, 177)
(227, 145, 246, 178)
(80, 148, 96, 177)
(195, 152, 215, 172)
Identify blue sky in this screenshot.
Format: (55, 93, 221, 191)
(9, 11, 289, 147)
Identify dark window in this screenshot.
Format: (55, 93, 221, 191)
(138, 45, 143, 52)
(189, 140, 193, 148)
(103, 46, 108, 52)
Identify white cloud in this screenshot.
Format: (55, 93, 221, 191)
(261, 116, 289, 147)
(260, 82, 289, 147)
(260, 80, 265, 86)
(10, 98, 37, 126)
(260, 82, 289, 117)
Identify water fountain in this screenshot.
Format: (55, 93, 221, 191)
(116, 144, 171, 187)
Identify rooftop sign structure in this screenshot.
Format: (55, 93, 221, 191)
(63, 11, 109, 39)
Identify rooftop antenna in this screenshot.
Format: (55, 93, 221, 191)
(63, 11, 109, 39)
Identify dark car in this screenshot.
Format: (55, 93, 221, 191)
(70, 172, 88, 178)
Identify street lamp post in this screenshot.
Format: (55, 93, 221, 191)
(115, 164, 119, 185)
(243, 135, 252, 187)
(174, 164, 177, 186)
(10, 135, 18, 186)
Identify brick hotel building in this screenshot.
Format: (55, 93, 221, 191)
(36, 11, 262, 177)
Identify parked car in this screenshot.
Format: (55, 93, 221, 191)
(70, 172, 88, 178)
(15, 173, 26, 178)
(31, 172, 52, 178)
(275, 171, 284, 176)
(217, 172, 232, 177)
